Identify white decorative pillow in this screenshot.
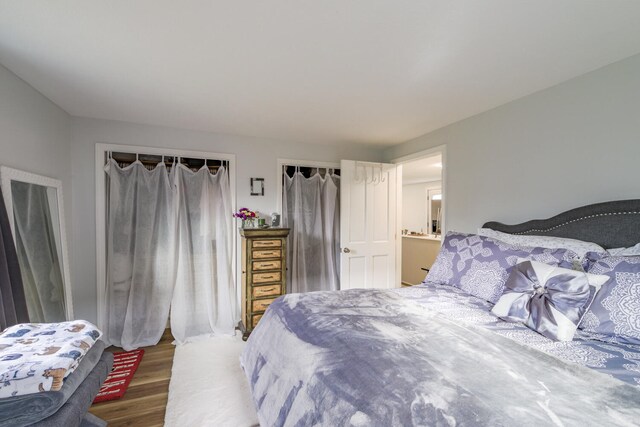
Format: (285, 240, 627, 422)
(607, 243, 640, 257)
(492, 260, 609, 341)
(478, 228, 606, 262)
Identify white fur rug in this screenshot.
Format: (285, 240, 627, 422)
(164, 335, 259, 427)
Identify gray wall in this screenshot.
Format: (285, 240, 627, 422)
(0, 64, 71, 214)
(70, 117, 384, 323)
(0, 64, 74, 308)
(385, 53, 640, 234)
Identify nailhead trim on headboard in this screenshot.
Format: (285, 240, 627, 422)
(513, 211, 640, 235)
(482, 200, 640, 248)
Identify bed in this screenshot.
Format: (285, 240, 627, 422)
(241, 200, 640, 426)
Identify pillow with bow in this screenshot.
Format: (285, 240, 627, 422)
(491, 260, 609, 341)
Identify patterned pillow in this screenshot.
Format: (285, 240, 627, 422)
(582, 254, 640, 344)
(425, 232, 578, 303)
(492, 260, 609, 341)
(478, 228, 606, 262)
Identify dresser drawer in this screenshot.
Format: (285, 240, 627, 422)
(252, 271, 281, 284)
(252, 249, 281, 259)
(253, 260, 282, 271)
(251, 314, 263, 328)
(252, 284, 281, 298)
(252, 239, 282, 249)
(252, 298, 276, 313)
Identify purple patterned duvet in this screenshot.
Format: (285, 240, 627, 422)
(240, 288, 640, 426)
(397, 283, 640, 387)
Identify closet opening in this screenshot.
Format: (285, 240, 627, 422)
(95, 144, 237, 349)
(277, 159, 341, 294)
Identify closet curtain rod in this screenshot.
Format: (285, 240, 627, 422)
(282, 164, 340, 178)
(108, 151, 230, 169)
(283, 166, 338, 170)
(282, 164, 340, 171)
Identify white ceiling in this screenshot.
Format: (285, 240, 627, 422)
(1, 1, 640, 146)
(402, 155, 442, 184)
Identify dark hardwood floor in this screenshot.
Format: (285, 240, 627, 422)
(89, 329, 175, 427)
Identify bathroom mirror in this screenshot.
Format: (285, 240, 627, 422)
(0, 166, 73, 322)
(427, 188, 442, 235)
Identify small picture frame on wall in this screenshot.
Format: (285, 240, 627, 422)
(250, 178, 264, 196)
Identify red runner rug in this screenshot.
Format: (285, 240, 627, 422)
(93, 349, 145, 403)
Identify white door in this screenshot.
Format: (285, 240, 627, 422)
(340, 160, 400, 290)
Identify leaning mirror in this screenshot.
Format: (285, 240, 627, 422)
(0, 166, 73, 322)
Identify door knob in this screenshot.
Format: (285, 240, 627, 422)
(342, 247, 351, 253)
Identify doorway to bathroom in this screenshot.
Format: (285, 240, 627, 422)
(393, 146, 445, 287)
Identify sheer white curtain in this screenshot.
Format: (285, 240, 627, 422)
(105, 160, 177, 350)
(283, 171, 340, 293)
(170, 165, 237, 343)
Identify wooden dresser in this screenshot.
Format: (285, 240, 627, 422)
(240, 228, 290, 340)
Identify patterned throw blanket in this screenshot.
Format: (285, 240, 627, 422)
(241, 289, 640, 427)
(0, 321, 102, 397)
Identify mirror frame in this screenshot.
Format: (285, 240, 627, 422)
(0, 166, 74, 320)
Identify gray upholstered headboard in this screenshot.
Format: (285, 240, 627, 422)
(482, 199, 640, 249)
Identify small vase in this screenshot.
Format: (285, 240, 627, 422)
(242, 219, 255, 229)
